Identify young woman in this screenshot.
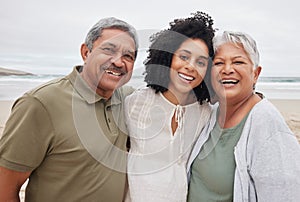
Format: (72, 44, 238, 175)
(187, 31, 300, 202)
(124, 12, 215, 202)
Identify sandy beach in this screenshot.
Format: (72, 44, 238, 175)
(269, 99, 300, 142)
(0, 100, 14, 137)
(0, 99, 299, 201)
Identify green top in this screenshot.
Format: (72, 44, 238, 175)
(188, 111, 249, 202)
(0, 66, 134, 202)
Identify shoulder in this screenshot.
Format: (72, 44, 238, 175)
(127, 87, 153, 97)
(12, 77, 66, 111)
(248, 99, 290, 132)
(7, 75, 74, 118)
(117, 85, 135, 97)
(124, 88, 159, 121)
(250, 99, 281, 117)
(125, 87, 155, 104)
(26, 76, 69, 101)
(242, 98, 298, 157)
(189, 102, 213, 121)
(200, 102, 213, 113)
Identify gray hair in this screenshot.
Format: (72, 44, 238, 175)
(213, 31, 260, 67)
(84, 17, 139, 53)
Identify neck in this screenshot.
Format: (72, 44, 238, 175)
(218, 93, 261, 128)
(95, 88, 113, 100)
(163, 90, 196, 105)
(80, 71, 113, 100)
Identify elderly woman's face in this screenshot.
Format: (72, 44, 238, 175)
(211, 42, 261, 103)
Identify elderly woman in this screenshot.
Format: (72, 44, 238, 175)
(187, 31, 300, 201)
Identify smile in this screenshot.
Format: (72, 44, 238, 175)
(220, 79, 239, 84)
(105, 69, 124, 76)
(178, 73, 195, 81)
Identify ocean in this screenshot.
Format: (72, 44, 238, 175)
(1, 74, 300, 101)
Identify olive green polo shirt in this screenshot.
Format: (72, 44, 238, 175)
(0, 66, 134, 202)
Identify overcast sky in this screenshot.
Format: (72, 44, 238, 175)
(0, 0, 299, 77)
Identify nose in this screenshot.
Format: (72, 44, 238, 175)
(110, 53, 125, 68)
(184, 59, 196, 71)
(222, 63, 234, 74)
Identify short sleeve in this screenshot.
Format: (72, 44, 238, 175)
(0, 95, 55, 172)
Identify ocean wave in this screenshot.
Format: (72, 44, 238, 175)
(259, 77, 300, 83)
(0, 74, 63, 82)
(1, 75, 300, 100)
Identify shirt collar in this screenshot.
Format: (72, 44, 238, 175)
(68, 66, 121, 105)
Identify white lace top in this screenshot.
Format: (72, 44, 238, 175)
(124, 88, 211, 202)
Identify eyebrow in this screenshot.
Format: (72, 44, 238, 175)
(101, 42, 116, 48)
(214, 55, 246, 60)
(232, 56, 248, 60)
(124, 49, 135, 57)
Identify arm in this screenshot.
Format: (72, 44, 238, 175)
(250, 131, 300, 201)
(0, 96, 51, 201)
(0, 166, 31, 202)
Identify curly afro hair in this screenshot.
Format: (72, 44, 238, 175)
(144, 11, 216, 104)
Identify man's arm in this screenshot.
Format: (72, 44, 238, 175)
(0, 166, 31, 202)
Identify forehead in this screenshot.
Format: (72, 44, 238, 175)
(177, 38, 209, 56)
(95, 28, 136, 50)
(215, 42, 248, 57)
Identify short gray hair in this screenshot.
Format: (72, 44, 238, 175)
(84, 17, 138, 53)
(213, 31, 260, 67)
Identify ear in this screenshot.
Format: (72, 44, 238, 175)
(80, 43, 90, 62)
(253, 66, 262, 83)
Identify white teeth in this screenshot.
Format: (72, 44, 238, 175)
(179, 73, 194, 81)
(221, 80, 238, 84)
(105, 70, 122, 76)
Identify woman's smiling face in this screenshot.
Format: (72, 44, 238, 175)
(211, 42, 261, 103)
(168, 38, 209, 96)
